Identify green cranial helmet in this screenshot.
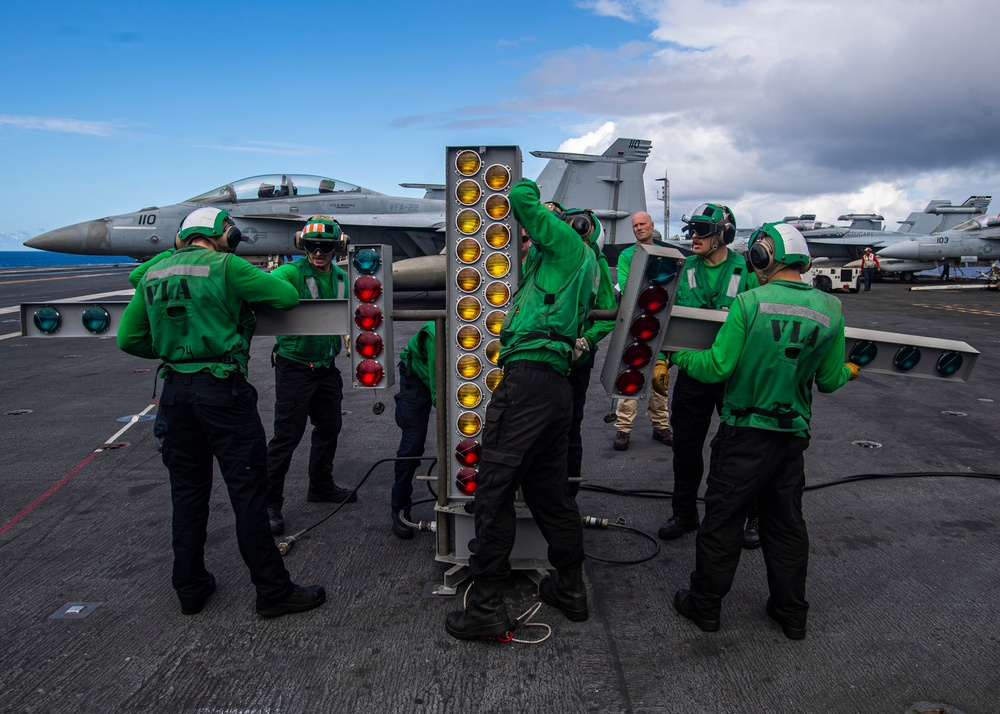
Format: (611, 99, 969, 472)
(300, 215, 342, 241)
(748, 222, 812, 276)
(177, 207, 231, 243)
(682, 203, 737, 244)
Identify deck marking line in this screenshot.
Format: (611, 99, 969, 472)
(0, 402, 157, 538)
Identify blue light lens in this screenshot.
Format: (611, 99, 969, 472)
(352, 248, 381, 275)
(82, 306, 111, 334)
(936, 351, 963, 377)
(33, 306, 62, 334)
(893, 346, 921, 371)
(849, 340, 878, 366)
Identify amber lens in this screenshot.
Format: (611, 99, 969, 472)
(456, 179, 482, 206)
(485, 164, 511, 190)
(456, 150, 482, 176)
(485, 281, 510, 306)
(457, 411, 483, 437)
(457, 354, 483, 379)
(457, 209, 482, 235)
(457, 325, 482, 350)
(485, 223, 510, 249)
(486, 368, 503, 392)
(485, 339, 501, 365)
(485, 194, 510, 220)
(456, 267, 482, 292)
(457, 383, 483, 408)
(485, 310, 505, 335)
(456, 238, 482, 264)
(456, 297, 482, 321)
(485, 253, 510, 278)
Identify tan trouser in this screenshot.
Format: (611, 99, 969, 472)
(614, 388, 670, 433)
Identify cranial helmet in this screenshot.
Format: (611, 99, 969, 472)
(747, 222, 812, 281)
(176, 207, 243, 252)
(682, 203, 737, 245)
(864, 246, 872, 253)
(294, 215, 348, 253)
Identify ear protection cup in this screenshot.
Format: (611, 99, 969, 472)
(568, 212, 595, 238)
(293, 231, 304, 250)
(749, 240, 774, 271)
(723, 222, 736, 244)
(175, 230, 184, 251)
(222, 223, 244, 252)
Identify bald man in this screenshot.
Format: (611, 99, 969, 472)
(612, 211, 672, 451)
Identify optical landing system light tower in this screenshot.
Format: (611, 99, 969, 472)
(434, 145, 559, 590)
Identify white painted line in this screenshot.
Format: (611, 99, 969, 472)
(101, 402, 158, 446)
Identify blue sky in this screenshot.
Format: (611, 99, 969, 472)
(3, 0, 999, 250)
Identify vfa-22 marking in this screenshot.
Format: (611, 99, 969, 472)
(387, 202, 419, 212)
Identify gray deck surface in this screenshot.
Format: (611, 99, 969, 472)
(1, 265, 997, 714)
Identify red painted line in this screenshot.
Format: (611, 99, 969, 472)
(0, 450, 101, 538)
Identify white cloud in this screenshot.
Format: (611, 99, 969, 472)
(511, 0, 1000, 234)
(0, 114, 121, 137)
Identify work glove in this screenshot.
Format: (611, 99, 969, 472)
(651, 359, 670, 396)
(845, 362, 861, 380)
(573, 337, 591, 363)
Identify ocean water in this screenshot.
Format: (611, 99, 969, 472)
(0, 251, 135, 268)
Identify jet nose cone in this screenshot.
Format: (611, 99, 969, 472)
(24, 219, 111, 255)
(876, 241, 919, 260)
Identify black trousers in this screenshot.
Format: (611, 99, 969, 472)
(469, 360, 584, 583)
(688, 424, 810, 626)
(392, 361, 433, 513)
(159, 372, 292, 609)
(669, 370, 725, 523)
(266, 355, 344, 508)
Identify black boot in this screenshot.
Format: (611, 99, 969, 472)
(539, 565, 589, 622)
(445, 581, 516, 640)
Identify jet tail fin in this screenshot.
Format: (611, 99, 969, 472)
(531, 138, 651, 246)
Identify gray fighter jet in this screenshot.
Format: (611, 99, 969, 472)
(791, 196, 992, 280)
(875, 212, 1000, 265)
(23, 139, 652, 282)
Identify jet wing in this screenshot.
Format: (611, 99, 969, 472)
(806, 237, 895, 248)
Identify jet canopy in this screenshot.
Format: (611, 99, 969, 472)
(950, 213, 1000, 232)
(187, 174, 362, 204)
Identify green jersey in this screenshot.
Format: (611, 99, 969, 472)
(270, 257, 348, 368)
(672, 279, 852, 437)
(399, 321, 437, 406)
(500, 180, 598, 376)
(675, 249, 759, 310)
(117, 246, 298, 378)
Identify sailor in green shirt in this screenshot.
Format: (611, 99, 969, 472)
(446, 180, 597, 640)
(117, 206, 326, 618)
(670, 222, 858, 639)
(265, 217, 353, 537)
(657, 203, 764, 549)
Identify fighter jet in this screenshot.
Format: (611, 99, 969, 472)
(791, 196, 992, 280)
(23, 139, 652, 285)
(875, 212, 1000, 265)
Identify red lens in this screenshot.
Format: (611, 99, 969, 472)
(614, 369, 645, 396)
(354, 303, 383, 331)
(622, 342, 653, 369)
(355, 332, 383, 359)
(455, 439, 481, 466)
(353, 275, 382, 303)
(629, 314, 660, 341)
(356, 359, 384, 387)
(638, 285, 669, 313)
(456, 467, 478, 495)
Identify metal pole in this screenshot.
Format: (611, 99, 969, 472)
(433, 315, 450, 557)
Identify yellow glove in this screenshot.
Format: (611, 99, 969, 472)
(652, 359, 670, 396)
(846, 362, 861, 380)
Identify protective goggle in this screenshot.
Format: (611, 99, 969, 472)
(302, 239, 337, 255)
(683, 219, 720, 239)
